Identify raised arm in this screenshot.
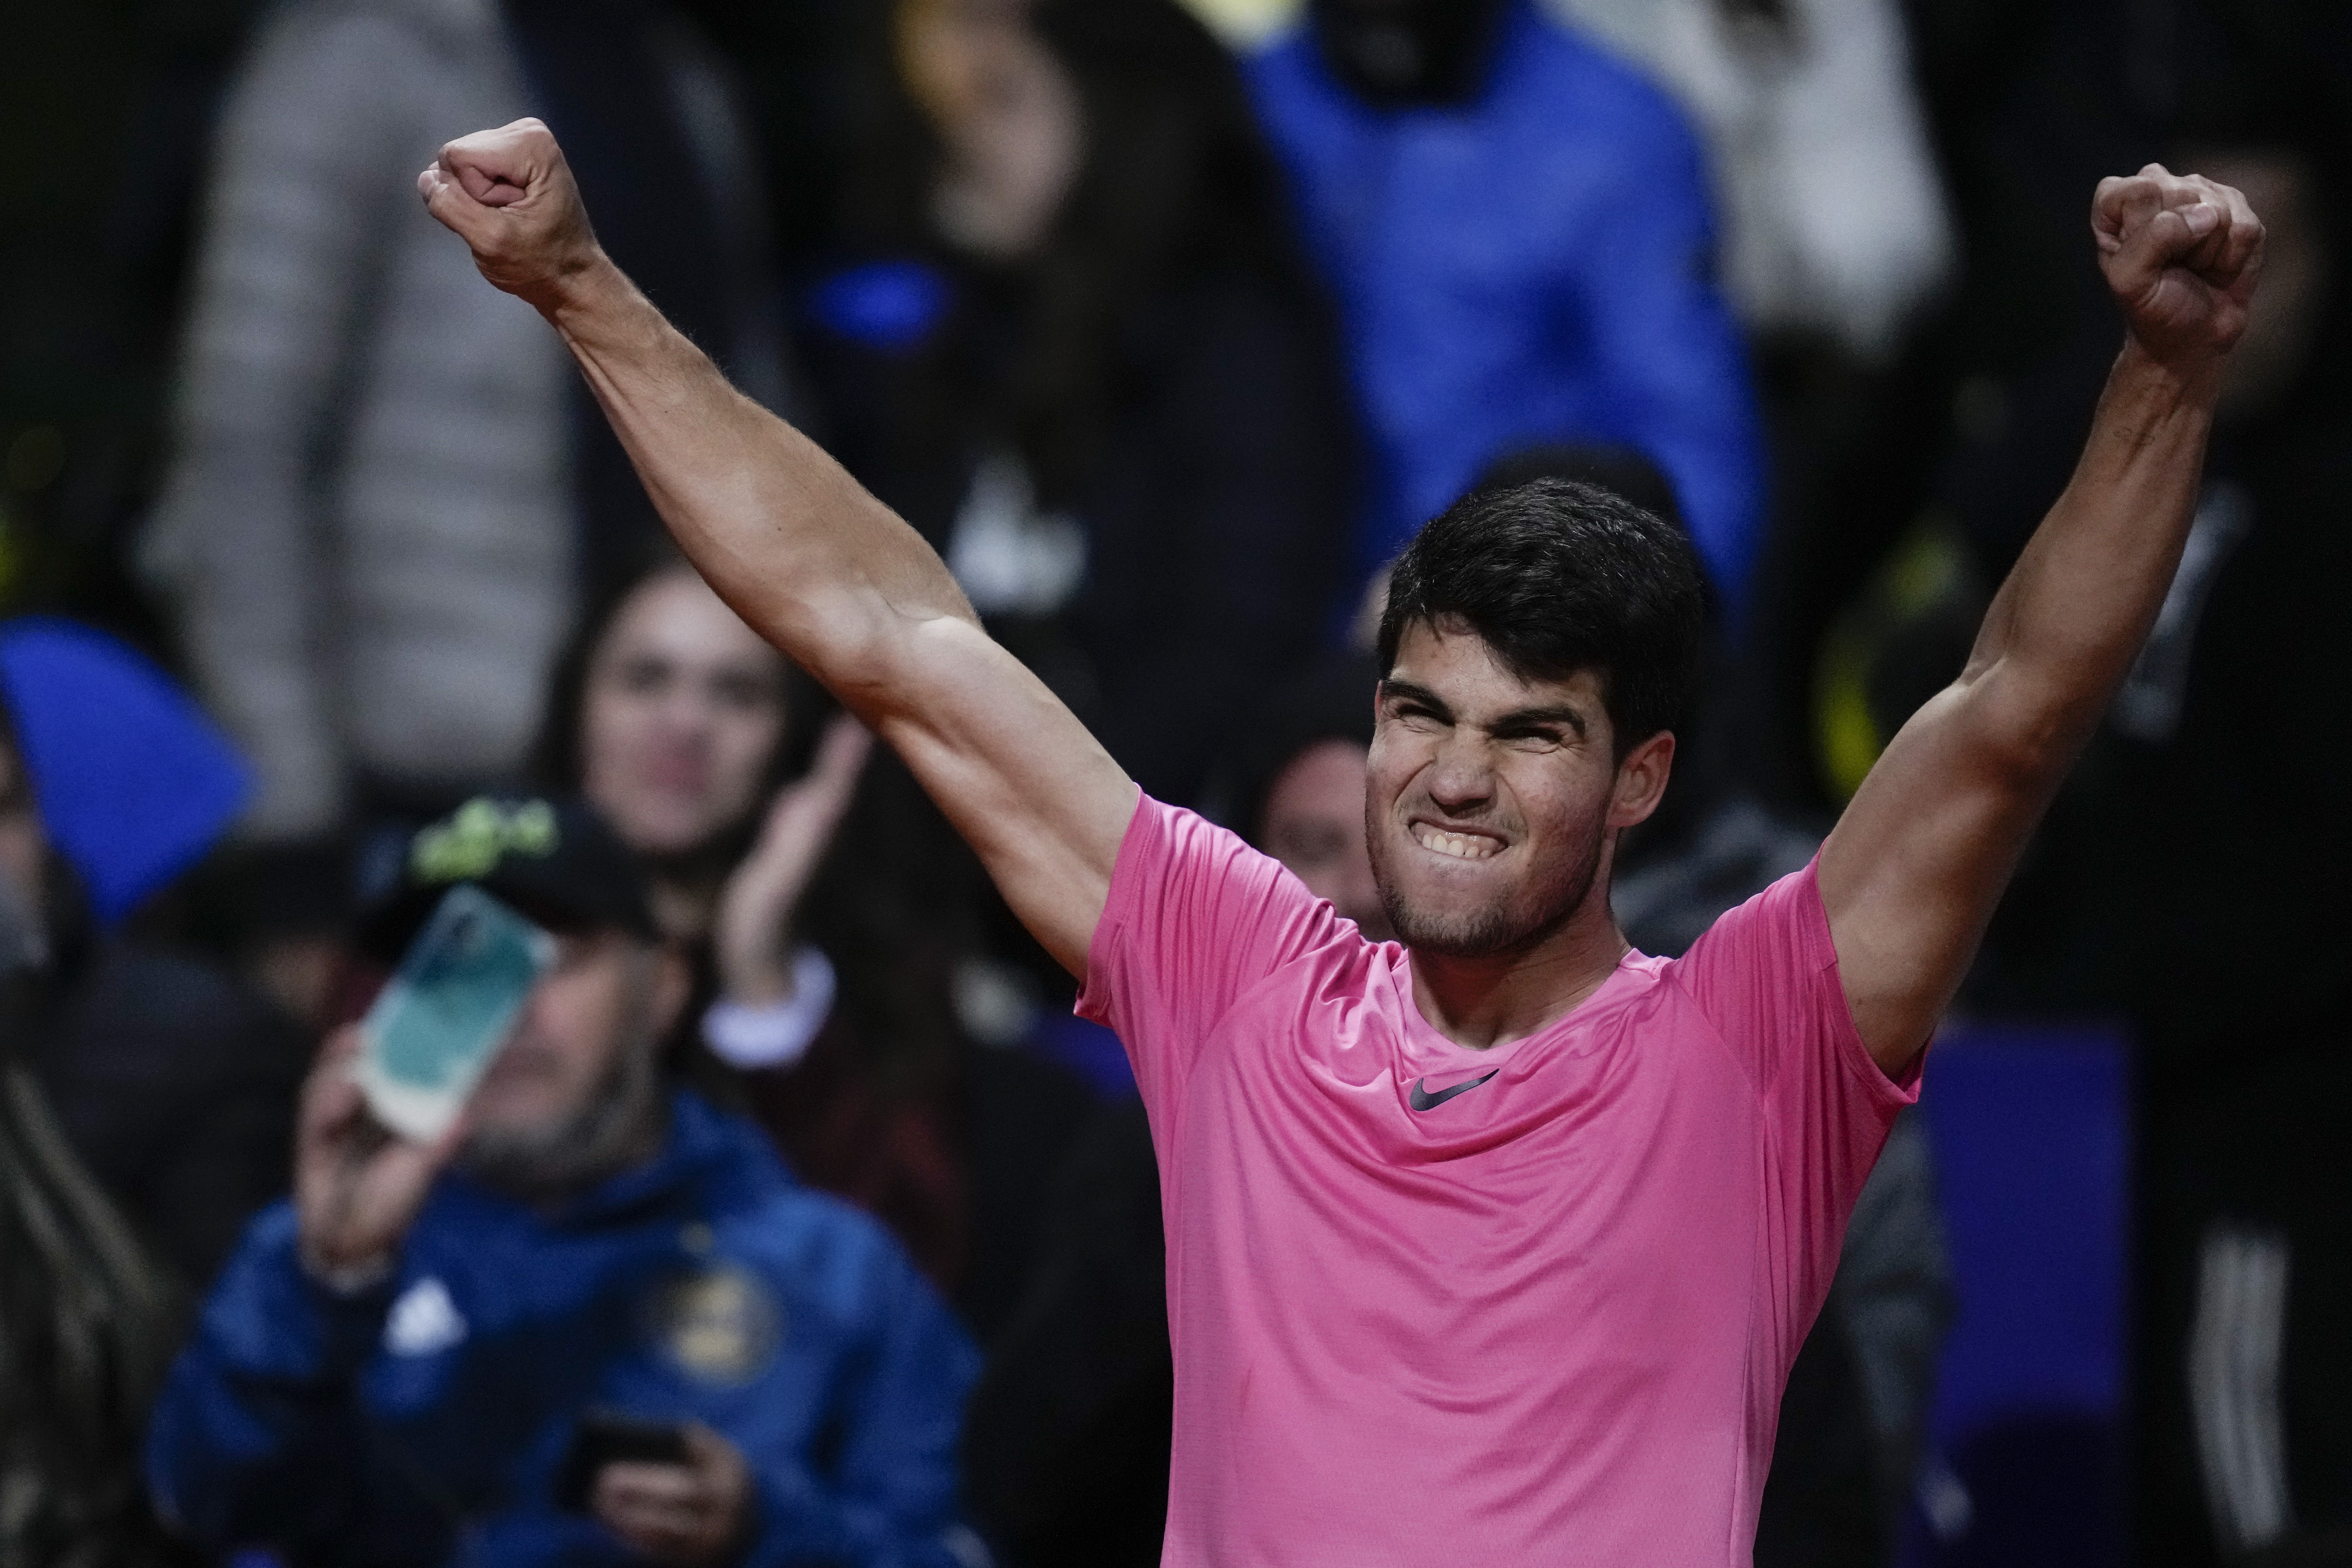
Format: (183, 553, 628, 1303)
(419, 121, 1131, 973)
(1820, 165, 2263, 1073)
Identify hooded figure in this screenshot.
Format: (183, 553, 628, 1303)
(0, 619, 312, 1289)
(0, 626, 217, 1566)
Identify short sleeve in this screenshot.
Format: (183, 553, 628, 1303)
(1667, 860, 1918, 1324)
(1077, 795, 1340, 1118)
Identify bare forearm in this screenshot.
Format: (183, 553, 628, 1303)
(543, 257, 975, 701)
(1964, 338, 2218, 759)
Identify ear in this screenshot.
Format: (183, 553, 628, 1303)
(1606, 730, 1676, 830)
(645, 944, 694, 1041)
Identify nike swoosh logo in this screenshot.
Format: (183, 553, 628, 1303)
(1408, 1069, 1498, 1112)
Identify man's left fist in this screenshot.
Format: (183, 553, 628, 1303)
(2093, 163, 2264, 373)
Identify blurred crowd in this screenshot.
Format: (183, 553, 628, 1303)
(1, 0, 2347, 1564)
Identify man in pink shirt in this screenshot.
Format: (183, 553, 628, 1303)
(408, 128, 2260, 1565)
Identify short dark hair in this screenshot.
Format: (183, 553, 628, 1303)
(1375, 478, 1707, 756)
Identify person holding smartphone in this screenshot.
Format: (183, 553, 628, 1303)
(146, 797, 980, 1568)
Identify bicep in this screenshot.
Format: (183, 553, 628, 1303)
(864, 615, 1137, 978)
(1818, 670, 2053, 1072)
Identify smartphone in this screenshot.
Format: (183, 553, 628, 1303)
(356, 884, 555, 1141)
(554, 1410, 692, 1511)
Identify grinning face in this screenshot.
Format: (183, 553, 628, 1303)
(1365, 620, 1672, 959)
(580, 571, 791, 861)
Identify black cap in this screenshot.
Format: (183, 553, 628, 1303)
(357, 796, 661, 962)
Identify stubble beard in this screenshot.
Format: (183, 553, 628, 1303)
(1372, 809, 1612, 962)
(459, 987, 669, 1201)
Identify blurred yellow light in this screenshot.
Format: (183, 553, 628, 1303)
(1174, 0, 1303, 48)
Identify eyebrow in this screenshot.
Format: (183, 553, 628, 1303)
(1378, 680, 1589, 739)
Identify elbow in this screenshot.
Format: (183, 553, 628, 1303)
(1962, 665, 2100, 791)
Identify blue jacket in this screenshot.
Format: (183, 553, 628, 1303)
(148, 1093, 980, 1567)
(1244, 2, 1766, 616)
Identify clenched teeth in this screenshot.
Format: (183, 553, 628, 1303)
(1414, 826, 1500, 860)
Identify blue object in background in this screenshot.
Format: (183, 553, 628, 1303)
(1244, 0, 1768, 615)
(807, 260, 953, 353)
(1028, 1013, 1137, 1101)
(1904, 1021, 2131, 1568)
(0, 617, 250, 927)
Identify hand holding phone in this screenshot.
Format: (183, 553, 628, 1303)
(562, 1414, 755, 1567)
(357, 885, 556, 1141)
(296, 887, 555, 1280)
(295, 1024, 468, 1280)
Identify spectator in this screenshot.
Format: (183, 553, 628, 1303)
(138, 0, 797, 874)
(539, 555, 1096, 1338)
(531, 550, 856, 1070)
(0, 618, 312, 1290)
(2058, 140, 2352, 1567)
(148, 795, 978, 1567)
(802, 0, 1357, 805)
(1214, 652, 1391, 941)
(0, 709, 191, 1568)
(1550, 0, 1953, 364)
(1241, 0, 1768, 614)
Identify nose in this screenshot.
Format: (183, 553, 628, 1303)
(1423, 731, 1494, 817)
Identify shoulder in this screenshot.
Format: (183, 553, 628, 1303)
(1113, 798, 1330, 927)
(1666, 858, 1839, 981)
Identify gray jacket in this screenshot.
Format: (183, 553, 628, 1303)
(143, 0, 785, 840)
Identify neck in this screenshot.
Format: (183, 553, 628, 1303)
(649, 873, 719, 945)
(1407, 885, 1629, 1052)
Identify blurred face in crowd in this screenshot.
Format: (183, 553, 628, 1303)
(0, 737, 44, 917)
(1366, 621, 1670, 958)
(1261, 738, 1393, 941)
(581, 570, 790, 863)
(897, 0, 1082, 259)
(461, 929, 688, 1194)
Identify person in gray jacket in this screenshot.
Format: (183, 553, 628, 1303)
(142, 0, 797, 855)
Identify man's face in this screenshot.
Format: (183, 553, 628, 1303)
(1366, 621, 1670, 958)
(1261, 737, 1393, 941)
(462, 930, 686, 1175)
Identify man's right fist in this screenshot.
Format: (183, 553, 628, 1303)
(2092, 163, 2264, 377)
(420, 119, 603, 313)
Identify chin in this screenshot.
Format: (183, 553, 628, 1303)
(1372, 833, 1604, 961)
(1386, 895, 1564, 960)
(617, 815, 709, 860)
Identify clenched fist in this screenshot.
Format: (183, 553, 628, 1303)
(419, 118, 605, 313)
(2094, 163, 2264, 376)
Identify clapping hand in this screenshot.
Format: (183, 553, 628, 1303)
(713, 716, 874, 1006)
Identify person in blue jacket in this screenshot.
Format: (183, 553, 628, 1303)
(1243, 0, 1768, 618)
(147, 795, 980, 1568)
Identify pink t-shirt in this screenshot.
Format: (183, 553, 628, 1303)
(1077, 796, 1918, 1568)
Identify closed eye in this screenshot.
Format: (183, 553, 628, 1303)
(1381, 699, 1449, 732)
